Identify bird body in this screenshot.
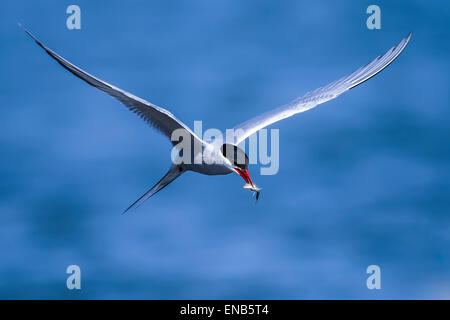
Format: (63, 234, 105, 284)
(20, 24, 411, 212)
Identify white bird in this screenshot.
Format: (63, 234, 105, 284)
(21, 25, 411, 212)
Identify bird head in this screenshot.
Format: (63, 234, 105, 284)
(221, 144, 261, 200)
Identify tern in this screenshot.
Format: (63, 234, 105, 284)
(21, 25, 411, 212)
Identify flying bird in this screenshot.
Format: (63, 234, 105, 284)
(21, 25, 411, 212)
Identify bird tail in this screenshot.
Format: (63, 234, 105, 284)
(122, 165, 183, 214)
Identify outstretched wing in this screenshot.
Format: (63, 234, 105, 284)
(21, 25, 203, 146)
(233, 33, 412, 144)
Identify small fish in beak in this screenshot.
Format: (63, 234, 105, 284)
(234, 168, 261, 201)
(242, 183, 261, 192)
(243, 183, 261, 201)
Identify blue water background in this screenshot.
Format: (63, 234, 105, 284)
(0, 0, 449, 299)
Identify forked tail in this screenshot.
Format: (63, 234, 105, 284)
(122, 165, 183, 214)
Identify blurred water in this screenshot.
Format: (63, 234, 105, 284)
(0, 0, 449, 299)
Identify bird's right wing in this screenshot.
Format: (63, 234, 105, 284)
(232, 33, 412, 144)
(21, 26, 203, 147)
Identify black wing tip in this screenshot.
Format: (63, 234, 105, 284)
(18, 23, 44, 47)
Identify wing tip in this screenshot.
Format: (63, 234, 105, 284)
(18, 23, 43, 47)
(405, 31, 413, 44)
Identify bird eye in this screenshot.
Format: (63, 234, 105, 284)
(220, 144, 249, 170)
(235, 162, 247, 170)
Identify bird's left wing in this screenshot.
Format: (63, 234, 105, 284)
(21, 26, 203, 147)
(232, 33, 412, 144)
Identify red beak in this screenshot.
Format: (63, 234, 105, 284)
(234, 168, 254, 186)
